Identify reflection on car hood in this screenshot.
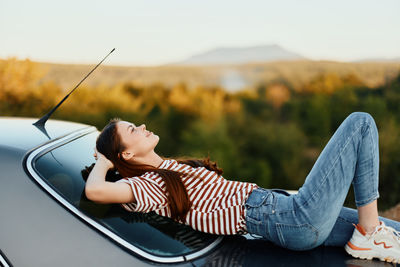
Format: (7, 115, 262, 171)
(195, 235, 375, 267)
(0, 117, 93, 151)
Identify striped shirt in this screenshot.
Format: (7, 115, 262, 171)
(116, 159, 258, 235)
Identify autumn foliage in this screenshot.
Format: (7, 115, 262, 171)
(1, 57, 400, 210)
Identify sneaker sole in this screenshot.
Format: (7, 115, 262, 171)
(345, 244, 400, 264)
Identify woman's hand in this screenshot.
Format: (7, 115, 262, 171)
(93, 148, 114, 170)
(86, 148, 135, 204)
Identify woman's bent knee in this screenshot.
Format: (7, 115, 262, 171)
(346, 112, 378, 138)
(347, 112, 374, 125)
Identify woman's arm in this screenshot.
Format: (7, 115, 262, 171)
(85, 150, 135, 204)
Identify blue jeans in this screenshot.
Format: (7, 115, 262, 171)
(245, 112, 400, 251)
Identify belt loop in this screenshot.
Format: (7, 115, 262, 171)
(271, 191, 277, 214)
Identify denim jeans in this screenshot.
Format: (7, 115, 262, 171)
(245, 112, 400, 251)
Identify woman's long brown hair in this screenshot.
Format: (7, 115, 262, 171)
(93, 118, 223, 223)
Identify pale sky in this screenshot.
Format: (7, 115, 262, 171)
(1, 0, 399, 66)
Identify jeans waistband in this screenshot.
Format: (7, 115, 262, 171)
(270, 189, 291, 196)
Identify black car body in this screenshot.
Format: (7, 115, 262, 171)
(0, 117, 391, 267)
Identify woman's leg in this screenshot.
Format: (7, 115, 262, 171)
(358, 200, 379, 233)
(292, 112, 381, 246)
(323, 206, 400, 246)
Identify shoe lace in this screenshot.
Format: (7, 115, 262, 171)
(372, 222, 400, 243)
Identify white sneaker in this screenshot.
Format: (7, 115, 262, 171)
(345, 221, 400, 263)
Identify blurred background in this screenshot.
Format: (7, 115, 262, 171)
(1, 0, 400, 213)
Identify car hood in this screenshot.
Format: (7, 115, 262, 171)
(0, 117, 95, 151)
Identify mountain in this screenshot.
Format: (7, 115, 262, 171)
(172, 44, 306, 65)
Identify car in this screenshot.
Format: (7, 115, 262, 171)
(0, 117, 391, 267)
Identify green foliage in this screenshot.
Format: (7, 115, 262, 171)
(377, 118, 400, 210)
(179, 118, 239, 179)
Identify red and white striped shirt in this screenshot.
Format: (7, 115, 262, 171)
(117, 159, 258, 235)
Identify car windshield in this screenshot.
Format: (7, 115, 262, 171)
(33, 131, 219, 258)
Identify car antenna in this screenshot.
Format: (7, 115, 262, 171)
(33, 48, 115, 134)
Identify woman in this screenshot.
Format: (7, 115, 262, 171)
(85, 112, 400, 263)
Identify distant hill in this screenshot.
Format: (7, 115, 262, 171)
(354, 57, 400, 63)
(36, 60, 400, 93)
(172, 44, 306, 65)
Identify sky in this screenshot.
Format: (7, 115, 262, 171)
(1, 0, 399, 66)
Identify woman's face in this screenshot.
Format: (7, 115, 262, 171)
(116, 121, 159, 160)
